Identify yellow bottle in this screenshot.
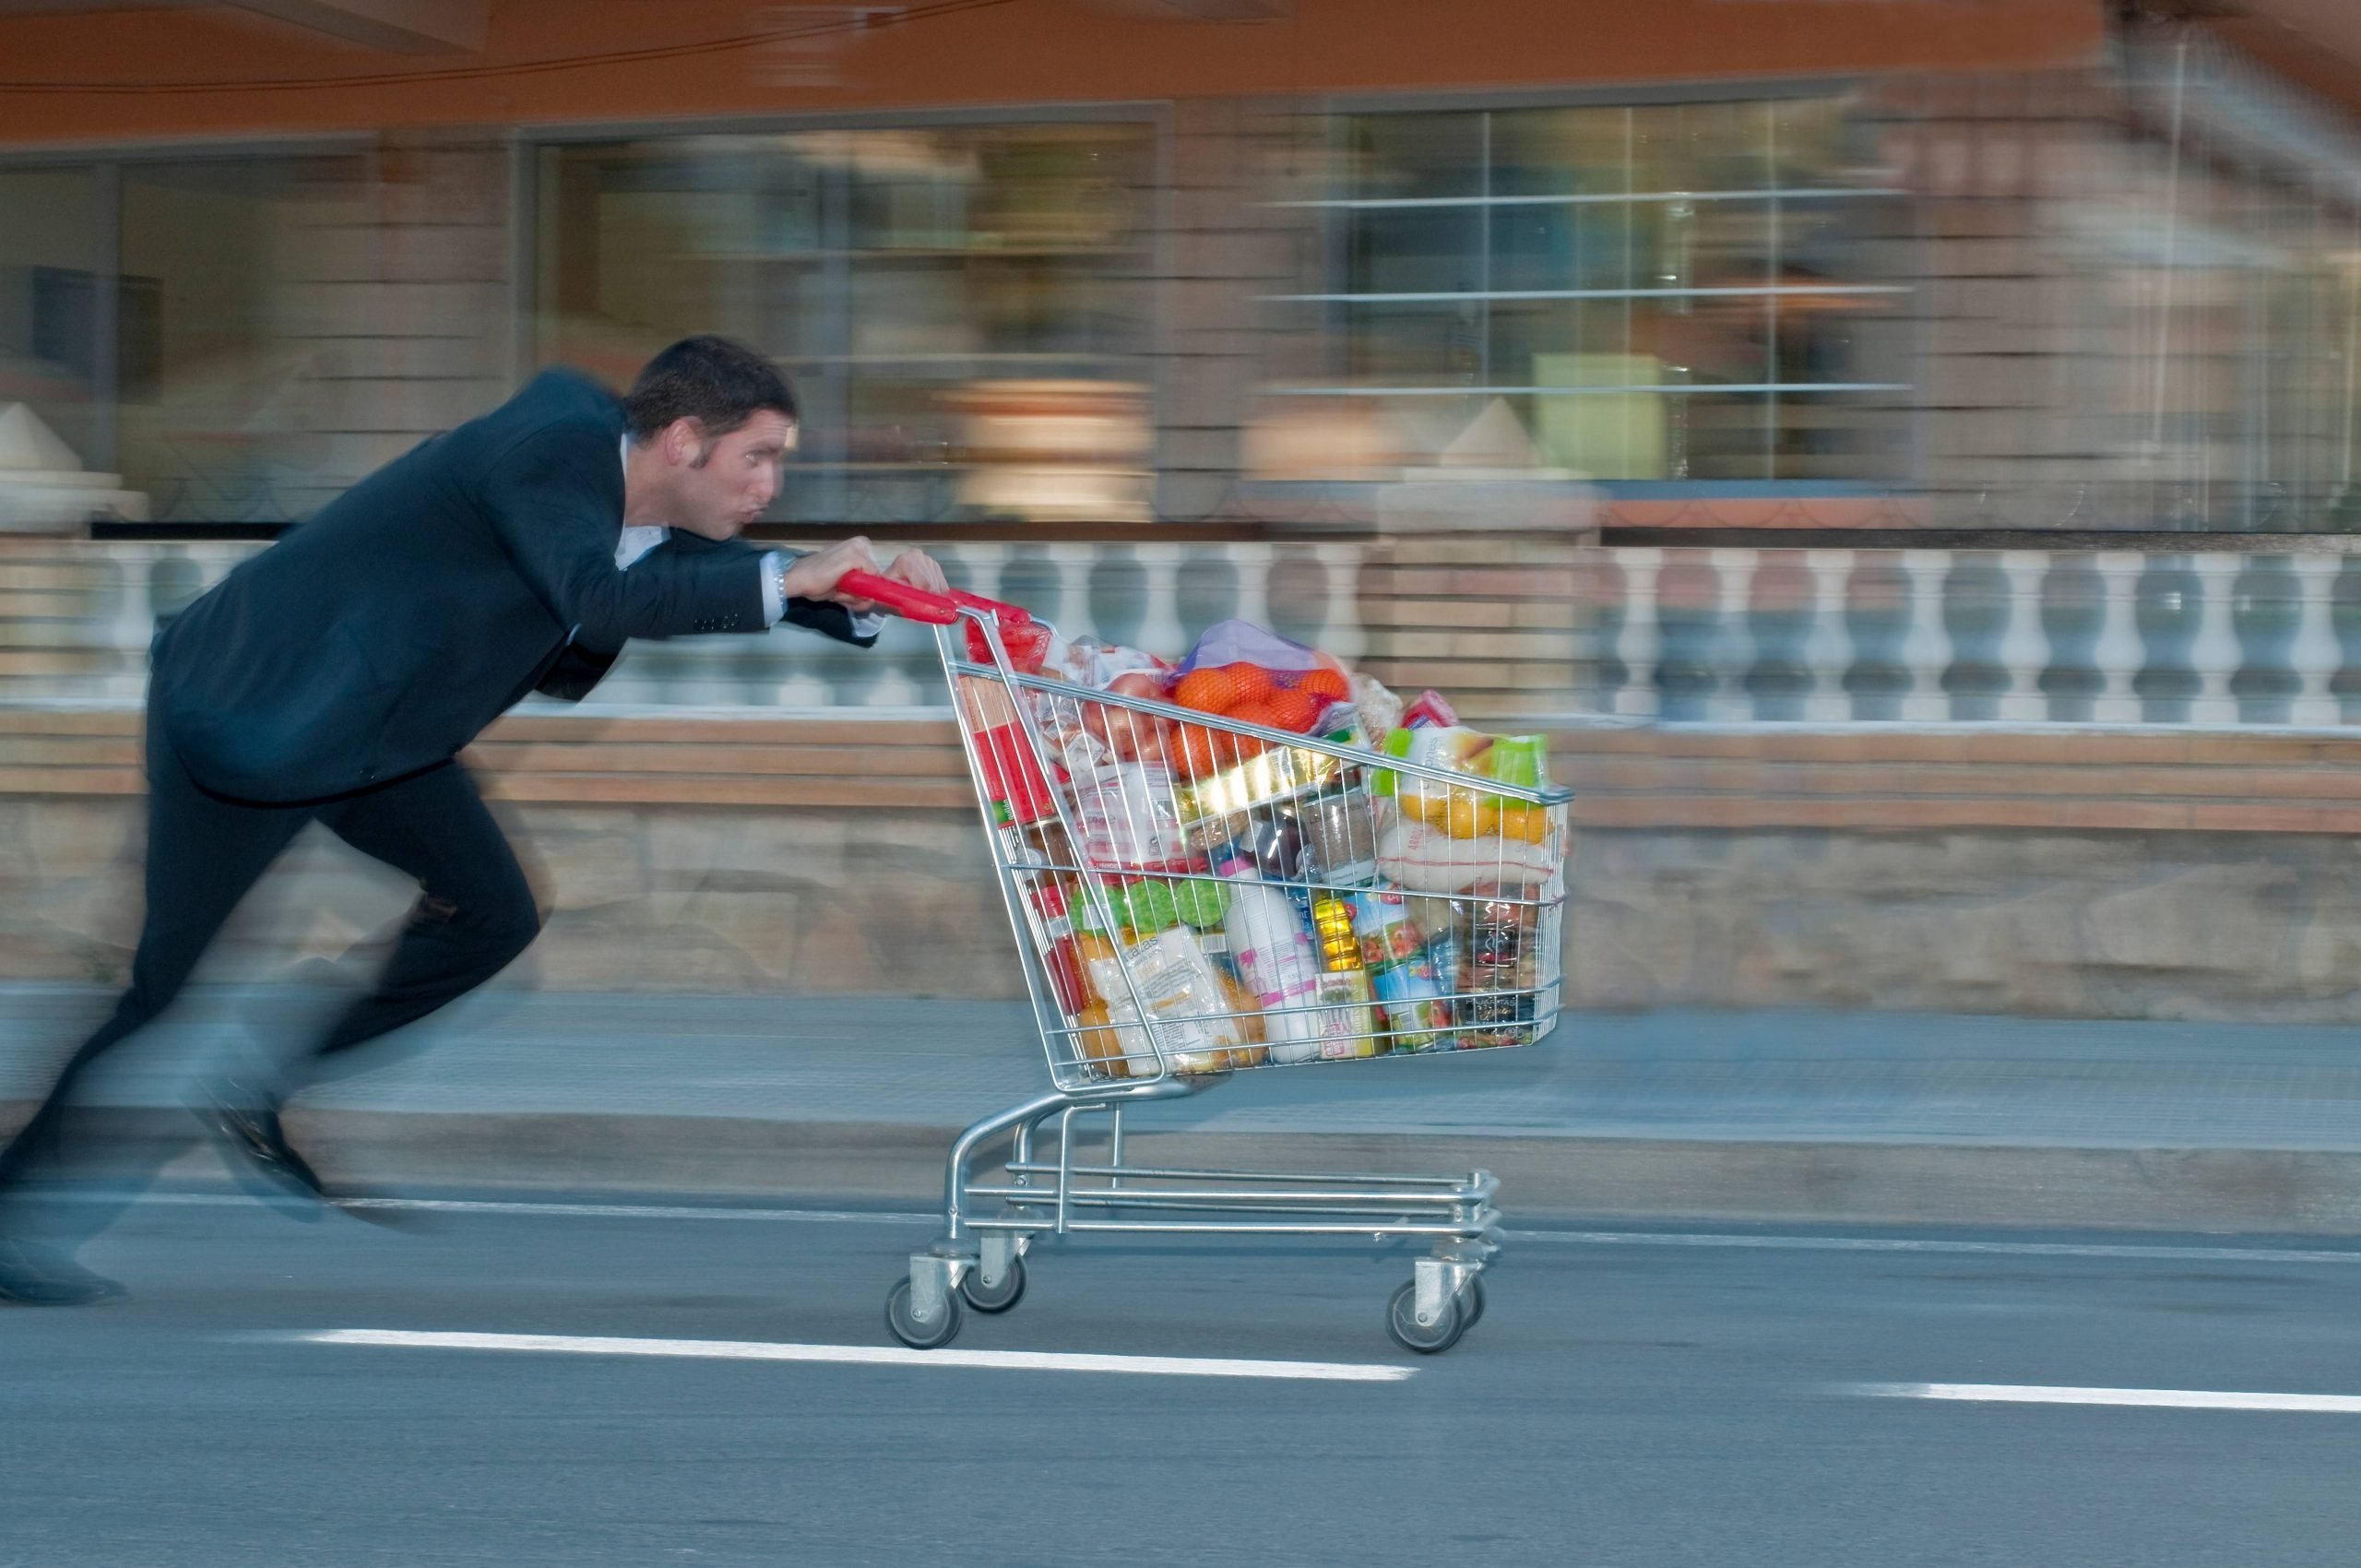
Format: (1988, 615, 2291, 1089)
(1308, 897, 1381, 1059)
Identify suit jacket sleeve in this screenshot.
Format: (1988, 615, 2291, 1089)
(661, 535, 882, 650)
(528, 541, 879, 705)
(480, 424, 767, 647)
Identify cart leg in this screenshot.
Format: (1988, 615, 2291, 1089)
(979, 1232, 1020, 1289)
(911, 1253, 963, 1322)
(959, 1229, 1029, 1314)
(943, 1088, 1071, 1241)
(1412, 1257, 1457, 1330)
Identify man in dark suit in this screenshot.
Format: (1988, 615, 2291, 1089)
(0, 335, 945, 1304)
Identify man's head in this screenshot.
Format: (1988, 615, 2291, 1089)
(621, 336, 799, 540)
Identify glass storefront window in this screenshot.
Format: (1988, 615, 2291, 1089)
(0, 168, 101, 469)
(1275, 96, 1915, 484)
(536, 122, 1156, 525)
(116, 155, 374, 525)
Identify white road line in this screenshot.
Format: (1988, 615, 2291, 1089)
(1860, 1383, 2361, 1414)
(291, 1328, 1414, 1383)
(1507, 1231, 2361, 1266)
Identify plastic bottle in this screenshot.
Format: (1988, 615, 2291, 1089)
(1216, 846, 1323, 1063)
(1351, 889, 1450, 1053)
(1028, 881, 1096, 1018)
(1308, 897, 1380, 1059)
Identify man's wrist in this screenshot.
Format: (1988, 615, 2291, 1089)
(760, 551, 788, 626)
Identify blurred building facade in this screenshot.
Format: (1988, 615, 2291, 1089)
(12, 0, 2361, 1017)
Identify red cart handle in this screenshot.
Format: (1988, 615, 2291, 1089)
(836, 569, 959, 624)
(838, 569, 1035, 629)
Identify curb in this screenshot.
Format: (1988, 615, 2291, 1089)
(16, 1103, 2361, 1234)
(299, 1111, 2361, 1235)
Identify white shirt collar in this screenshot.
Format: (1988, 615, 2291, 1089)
(616, 434, 668, 569)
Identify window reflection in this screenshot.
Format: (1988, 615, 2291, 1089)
(117, 156, 374, 525)
(1279, 96, 1912, 483)
(0, 169, 101, 468)
(538, 123, 1156, 524)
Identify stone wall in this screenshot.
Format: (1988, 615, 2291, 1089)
(1570, 828, 2361, 1022)
(15, 708, 2361, 1020)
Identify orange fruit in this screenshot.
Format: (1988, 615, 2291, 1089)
(1228, 699, 1285, 732)
(1174, 667, 1242, 714)
(1296, 667, 1350, 702)
(1264, 690, 1324, 733)
(1225, 663, 1277, 705)
(1172, 723, 1234, 779)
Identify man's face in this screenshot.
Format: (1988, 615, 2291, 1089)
(668, 411, 796, 540)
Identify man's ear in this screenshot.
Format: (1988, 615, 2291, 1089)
(661, 417, 706, 466)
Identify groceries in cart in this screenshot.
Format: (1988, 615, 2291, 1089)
(853, 571, 1533, 1356)
(965, 613, 1569, 1082)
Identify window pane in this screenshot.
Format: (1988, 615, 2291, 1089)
(117, 156, 374, 525)
(1346, 113, 1483, 200)
(540, 123, 1154, 525)
(1344, 208, 1482, 295)
(1631, 101, 1775, 195)
(1488, 203, 1634, 292)
(0, 168, 101, 469)
(1345, 302, 1483, 385)
(538, 137, 829, 374)
(1491, 107, 1631, 198)
(1298, 97, 1912, 481)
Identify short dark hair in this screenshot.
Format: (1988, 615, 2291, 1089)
(622, 335, 798, 442)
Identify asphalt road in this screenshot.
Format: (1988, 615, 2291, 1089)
(5, 1194, 2360, 1567)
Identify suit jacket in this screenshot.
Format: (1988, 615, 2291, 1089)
(153, 367, 872, 803)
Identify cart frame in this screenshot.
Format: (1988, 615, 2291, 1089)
(883, 604, 1570, 1356)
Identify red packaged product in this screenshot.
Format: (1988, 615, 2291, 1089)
(1401, 690, 1460, 730)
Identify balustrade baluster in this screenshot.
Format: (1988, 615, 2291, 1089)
(1653, 551, 1722, 722)
(1712, 549, 1755, 724)
(1314, 543, 1367, 665)
(2286, 553, 2341, 726)
(2092, 552, 2145, 724)
(1740, 550, 1814, 723)
(1896, 551, 1952, 723)
(1800, 551, 1850, 723)
(2228, 554, 2302, 726)
(2038, 553, 2106, 723)
(1940, 552, 2010, 722)
(1609, 548, 1662, 719)
(2189, 553, 2243, 726)
(1995, 552, 2049, 723)
(1133, 542, 1190, 660)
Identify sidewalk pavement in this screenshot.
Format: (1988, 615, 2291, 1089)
(4, 984, 2359, 1232)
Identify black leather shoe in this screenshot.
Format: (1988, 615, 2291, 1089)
(0, 1240, 125, 1306)
(196, 1081, 326, 1211)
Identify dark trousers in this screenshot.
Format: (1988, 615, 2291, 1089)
(0, 721, 541, 1239)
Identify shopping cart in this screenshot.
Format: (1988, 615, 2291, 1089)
(842, 571, 1571, 1355)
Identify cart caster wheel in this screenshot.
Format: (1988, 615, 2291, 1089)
(962, 1254, 1026, 1314)
(1459, 1277, 1485, 1330)
(1386, 1280, 1464, 1355)
(884, 1278, 965, 1349)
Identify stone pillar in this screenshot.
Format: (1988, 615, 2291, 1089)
(1352, 480, 1598, 724)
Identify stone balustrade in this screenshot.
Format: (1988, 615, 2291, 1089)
(1592, 547, 2361, 728)
(0, 538, 1372, 713)
(26, 537, 2361, 731)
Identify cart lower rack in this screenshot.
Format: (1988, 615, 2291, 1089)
(848, 574, 1569, 1356)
